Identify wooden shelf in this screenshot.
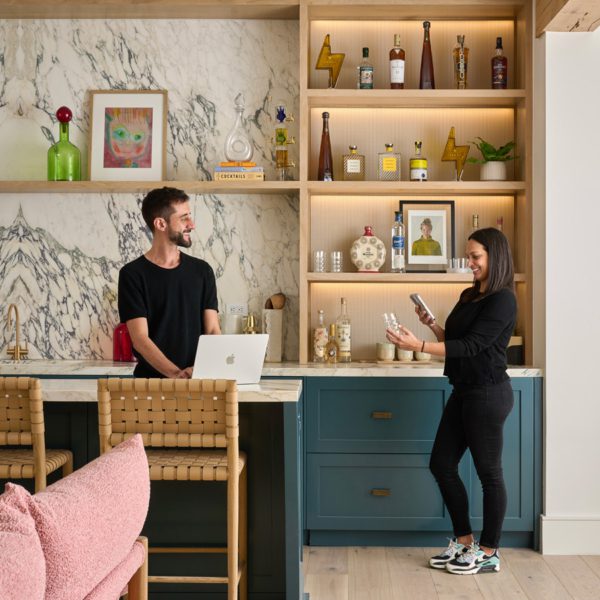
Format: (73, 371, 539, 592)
(307, 89, 526, 109)
(0, 0, 299, 19)
(308, 181, 526, 196)
(308, 272, 526, 283)
(0, 181, 301, 195)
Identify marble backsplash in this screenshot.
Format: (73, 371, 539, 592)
(0, 19, 300, 360)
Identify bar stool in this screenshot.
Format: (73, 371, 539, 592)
(97, 377, 247, 600)
(0, 377, 73, 492)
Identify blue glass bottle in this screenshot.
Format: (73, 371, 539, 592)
(48, 106, 81, 181)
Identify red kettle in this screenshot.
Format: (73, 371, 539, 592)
(113, 323, 135, 362)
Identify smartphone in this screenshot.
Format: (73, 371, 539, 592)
(409, 293, 436, 321)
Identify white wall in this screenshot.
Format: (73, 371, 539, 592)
(539, 30, 600, 554)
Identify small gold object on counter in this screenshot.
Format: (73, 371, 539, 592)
(243, 313, 258, 334)
(6, 303, 28, 361)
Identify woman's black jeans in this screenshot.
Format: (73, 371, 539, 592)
(429, 380, 514, 549)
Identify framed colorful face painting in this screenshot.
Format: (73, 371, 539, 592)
(89, 90, 167, 181)
(399, 200, 455, 272)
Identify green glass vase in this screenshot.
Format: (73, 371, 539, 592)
(48, 106, 81, 181)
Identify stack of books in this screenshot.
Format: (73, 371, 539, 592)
(214, 161, 264, 181)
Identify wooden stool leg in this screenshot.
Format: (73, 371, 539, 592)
(228, 473, 239, 600)
(239, 465, 248, 600)
(63, 454, 73, 477)
(34, 469, 46, 493)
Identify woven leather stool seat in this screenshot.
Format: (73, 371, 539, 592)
(0, 377, 73, 491)
(146, 449, 247, 481)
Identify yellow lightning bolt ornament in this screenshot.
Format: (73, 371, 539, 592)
(315, 34, 345, 89)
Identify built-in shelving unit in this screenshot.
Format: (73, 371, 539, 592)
(307, 272, 526, 283)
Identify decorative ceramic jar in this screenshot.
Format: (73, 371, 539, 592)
(351, 225, 386, 272)
(480, 160, 507, 181)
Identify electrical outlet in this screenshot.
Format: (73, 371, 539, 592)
(227, 303, 247, 316)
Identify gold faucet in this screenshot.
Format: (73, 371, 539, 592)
(6, 304, 28, 361)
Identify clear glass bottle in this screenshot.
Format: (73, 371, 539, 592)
(47, 106, 81, 181)
(453, 35, 469, 89)
(317, 111, 334, 181)
(325, 323, 339, 363)
(419, 20, 435, 90)
(313, 309, 328, 362)
(391, 211, 406, 273)
(336, 298, 352, 362)
(342, 145, 365, 181)
(378, 143, 401, 181)
(409, 141, 428, 181)
(389, 34, 405, 89)
(491, 36, 508, 89)
(358, 47, 374, 89)
(470, 213, 480, 235)
(225, 93, 253, 162)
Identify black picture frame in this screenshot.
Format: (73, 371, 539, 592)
(399, 200, 456, 273)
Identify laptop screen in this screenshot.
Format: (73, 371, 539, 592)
(191, 334, 269, 384)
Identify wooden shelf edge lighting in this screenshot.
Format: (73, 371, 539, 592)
(307, 272, 526, 283)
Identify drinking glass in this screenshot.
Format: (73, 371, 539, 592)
(313, 250, 327, 272)
(330, 250, 343, 273)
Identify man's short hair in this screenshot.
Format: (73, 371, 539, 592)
(141, 187, 190, 232)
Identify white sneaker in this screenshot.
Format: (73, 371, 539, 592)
(445, 542, 501, 575)
(429, 538, 468, 569)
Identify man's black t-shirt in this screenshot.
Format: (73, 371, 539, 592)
(443, 287, 516, 387)
(118, 253, 218, 378)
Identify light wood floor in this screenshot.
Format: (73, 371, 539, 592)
(303, 546, 600, 600)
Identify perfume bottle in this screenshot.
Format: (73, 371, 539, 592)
(409, 141, 428, 181)
(342, 145, 365, 181)
(453, 35, 469, 89)
(358, 47, 374, 89)
(47, 106, 81, 181)
(225, 93, 253, 162)
(313, 309, 328, 362)
(378, 143, 401, 181)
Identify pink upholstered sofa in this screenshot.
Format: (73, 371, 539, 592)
(0, 434, 150, 600)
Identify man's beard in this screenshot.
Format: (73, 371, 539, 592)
(169, 229, 192, 248)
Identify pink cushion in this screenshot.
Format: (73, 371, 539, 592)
(0, 483, 45, 600)
(84, 539, 145, 600)
(26, 435, 150, 600)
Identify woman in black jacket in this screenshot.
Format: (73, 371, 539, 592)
(386, 228, 516, 575)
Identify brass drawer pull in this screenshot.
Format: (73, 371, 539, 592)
(371, 411, 392, 420)
(370, 488, 391, 497)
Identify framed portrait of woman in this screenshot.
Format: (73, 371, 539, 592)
(88, 89, 167, 181)
(399, 200, 455, 272)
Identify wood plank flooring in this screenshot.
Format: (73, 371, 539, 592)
(303, 547, 600, 600)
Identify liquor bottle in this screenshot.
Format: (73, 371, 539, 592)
(409, 141, 428, 181)
(313, 309, 328, 362)
(336, 297, 352, 362)
(389, 34, 405, 89)
(491, 37, 508, 89)
(391, 211, 406, 273)
(325, 324, 339, 363)
(317, 111, 334, 181)
(453, 35, 469, 89)
(378, 143, 401, 181)
(342, 145, 365, 181)
(358, 47, 374, 89)
(47, 106, 81, 181)
(470, 213, 479, 235)
(419, 21, 435, 90)
(496, 216, 504, 232)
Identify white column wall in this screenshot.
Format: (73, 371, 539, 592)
(540, 30, 600, 554)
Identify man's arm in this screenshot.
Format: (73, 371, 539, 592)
(203, 309, 221, 334)
(126, 317, 189, 378)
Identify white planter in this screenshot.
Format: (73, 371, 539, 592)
(480, 160, 507, 181)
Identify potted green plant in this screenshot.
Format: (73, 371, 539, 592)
(467, 137, 517, 181)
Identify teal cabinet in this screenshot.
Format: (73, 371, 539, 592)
(305, 377, 542, 548)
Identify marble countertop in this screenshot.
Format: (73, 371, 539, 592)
(0, 359, 543, 378)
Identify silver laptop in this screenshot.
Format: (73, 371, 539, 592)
(191, 334, 269, 384)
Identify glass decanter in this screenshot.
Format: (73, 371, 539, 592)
(48, 106, 81, 181)
(224, 92, 254, 162)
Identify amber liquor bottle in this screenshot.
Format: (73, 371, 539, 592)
(419, 21, 435, 90)
(389, 34, 405, 89)
(317, 111, 334, 181)
(491, 37, 508, 89)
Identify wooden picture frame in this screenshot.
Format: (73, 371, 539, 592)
(89, 89, 167, 181)
(399, 200, 455, 273)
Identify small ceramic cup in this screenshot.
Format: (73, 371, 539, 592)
(414, 351, 431, 361)
(376, 342, 396, 361)
(397, 348, 414, 362)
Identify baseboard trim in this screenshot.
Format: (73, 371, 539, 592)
(541, 515, 600, 554)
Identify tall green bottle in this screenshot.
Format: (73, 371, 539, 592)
(48, 106, 81, 181)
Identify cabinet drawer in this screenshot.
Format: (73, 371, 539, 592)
(306, 453, 451, 531)
(306, 378, 450, 453)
